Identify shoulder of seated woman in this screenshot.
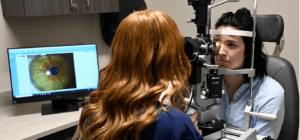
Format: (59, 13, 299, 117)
(256, 76, 284, 98)
(157, 105, 191, 121)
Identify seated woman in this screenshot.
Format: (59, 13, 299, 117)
(72, 10, 203, 140)
(213, 8, 285, 139)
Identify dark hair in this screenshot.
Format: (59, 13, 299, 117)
(214, 7, 268, 84)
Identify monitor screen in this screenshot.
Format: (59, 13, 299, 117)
(8, 44, 99, 115)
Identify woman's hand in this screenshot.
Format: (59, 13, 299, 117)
(190, 112, 202, 135)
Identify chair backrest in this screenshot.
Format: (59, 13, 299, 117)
(266, 56, 299, 140)
(256, 15, 284, 42)
(257, 14, 299, 140)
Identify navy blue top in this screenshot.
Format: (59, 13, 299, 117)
(135, 106, 204, 140)
(82, 102, 203, 140)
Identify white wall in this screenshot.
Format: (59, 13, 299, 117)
(0, 0, 298, 92)
(0, 3, 111, 92)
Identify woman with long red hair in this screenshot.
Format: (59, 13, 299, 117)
(73, 10, 203, 140)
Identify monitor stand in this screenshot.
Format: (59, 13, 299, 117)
(41, 99, 79, 115)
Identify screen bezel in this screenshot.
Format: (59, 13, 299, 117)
(7, 44, 99, 104)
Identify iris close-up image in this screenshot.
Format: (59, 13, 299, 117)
(28, 53, 76, 92)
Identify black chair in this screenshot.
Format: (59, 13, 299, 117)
(257, 15, 299, 140)
(267, 55, 299, 140)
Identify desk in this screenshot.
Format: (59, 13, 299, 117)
(0, 90, 87, 140)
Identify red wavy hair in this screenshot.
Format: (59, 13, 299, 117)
(75, 10, 192, 140)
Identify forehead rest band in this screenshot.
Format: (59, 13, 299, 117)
(210, 29, 253, 37)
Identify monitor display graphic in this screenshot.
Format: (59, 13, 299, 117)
(8, 44, 99, 115)
(28, 53, 76, 92)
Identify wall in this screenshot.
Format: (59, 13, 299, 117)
(144, 0, 299, 86)
(0, 0, 298, 92)
(0, 2, 111, 92)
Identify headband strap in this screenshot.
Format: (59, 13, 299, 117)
(210, 29, 253, 37)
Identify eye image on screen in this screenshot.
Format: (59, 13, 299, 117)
(28, 53, 76, 92)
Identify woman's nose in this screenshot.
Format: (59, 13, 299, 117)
(218, 44, 226, 56)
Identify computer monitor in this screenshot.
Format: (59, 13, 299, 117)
(7, 44, 99, 115)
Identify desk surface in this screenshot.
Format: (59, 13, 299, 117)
(0, 90, 87, 140)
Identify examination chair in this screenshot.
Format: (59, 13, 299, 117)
(257, 15, 299, 140)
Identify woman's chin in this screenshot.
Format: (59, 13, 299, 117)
(218, 65, 227, 68)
